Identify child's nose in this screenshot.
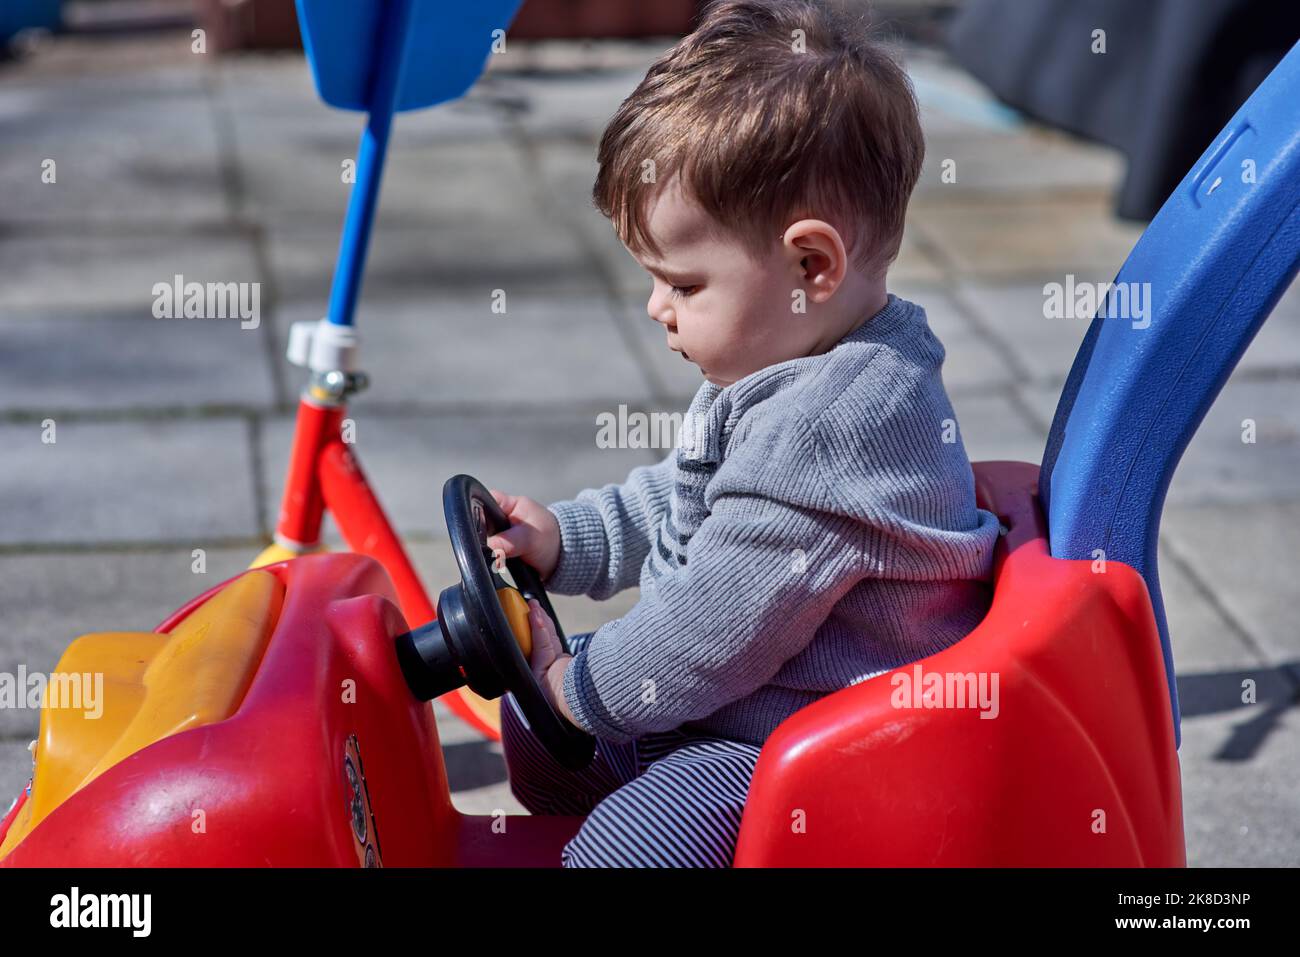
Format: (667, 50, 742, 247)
(646, 291, 675, 327)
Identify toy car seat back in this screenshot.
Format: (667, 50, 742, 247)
(1039, 40, 1300, 745)
(735, 461, 1185, 866)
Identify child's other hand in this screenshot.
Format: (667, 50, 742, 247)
(525, 598, 577, 726)
(486, 489, 562, 580)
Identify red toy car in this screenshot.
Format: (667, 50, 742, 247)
(2, 2, 1296, 867)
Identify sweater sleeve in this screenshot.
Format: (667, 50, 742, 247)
(560, 416, 866, 742)
(542, 450, 676, 600)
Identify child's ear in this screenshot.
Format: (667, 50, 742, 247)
(782, 219, 848, 304)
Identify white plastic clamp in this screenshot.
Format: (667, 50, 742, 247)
(286, 317, 360, 374)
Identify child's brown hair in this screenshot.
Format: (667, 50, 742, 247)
(594, 0, 924, 275)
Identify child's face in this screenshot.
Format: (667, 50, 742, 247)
(628, 179, 817, 388)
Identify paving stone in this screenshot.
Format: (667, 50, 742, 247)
(1244, 276, 1300, 373)
(1179, 703, 1300, 867)
(214, 56, 511, 152)
(0, 418, 260, 546)
(265, 216, 601, 303)
(275, 291, 654, 409)
(946, 392, 1047, 466)
(953, 279, 1113, 385)
(910, 195, 1145, 280)
(0, 86, 226, 225)
(905, 46, 1028, 139)
(0, 233, 261, 314)
(229, 131, 537, 229)
(914, 129, 1124, 203)
(1162, 503, 1300, 666)
(1170, 379, 1300, 506)
(0, 742, 33, 819)
(496, 65, 659, 140)
(0, 547, 255, 737)
(0, 306, 276, 413)
(258, 409, 660, 543)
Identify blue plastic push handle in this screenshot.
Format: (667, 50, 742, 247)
(295, 0, 525, 328)
(1040, 41, 1300, 747)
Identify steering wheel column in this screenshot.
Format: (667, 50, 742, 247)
(395, 474, 596, 771)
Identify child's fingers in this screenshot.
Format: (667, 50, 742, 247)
(487, 488, 518, 516)
(527, 599, 559, 642)
(486, 523, 533, 557)
(527, 598, 549, 631)
(526, 599, 563, 676)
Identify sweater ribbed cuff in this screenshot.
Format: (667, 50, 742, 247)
(562, 646, 636, 744)
(543, 500, 609, 596)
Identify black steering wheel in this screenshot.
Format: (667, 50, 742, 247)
(395, 474, 596, 771)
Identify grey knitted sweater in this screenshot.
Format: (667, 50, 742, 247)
(545, 294, 1001, 746)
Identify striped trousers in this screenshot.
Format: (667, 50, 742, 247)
(501, 633, 763, 867)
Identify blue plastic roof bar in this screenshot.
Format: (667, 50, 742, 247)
(321, 0, 413, 328)
(1040, 41, 1300, 748)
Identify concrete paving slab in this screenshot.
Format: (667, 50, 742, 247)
(228, 132, 537, 228)
(0, 81, 225, 225)
(0, 307, 276, 413)
(494, 64, 663, 140)
(947, 392, 1047, 465)
(914, 128, 1124, 202)
(213, 56, 512, 151)
(951, 279, 1112, 385)
(258, 409, 660, 542)
(910, 196, 1144, 280)
(0, 418, 260, 546)
(1162, 502, 1300, 665)
(1180, 705, 1300, 867)
(265, 217, 602, 303)
(0, 232, 262, 314)
(275, 291, 655, 409)
(960, 276, 1300, 388)
(0, 742, 33, 816)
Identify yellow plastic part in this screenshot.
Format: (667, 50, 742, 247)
(0, 570, 284, 858)
(248, 541, 326, 570)
(455, 689, 502, 736)
(496, 586, 532, 659)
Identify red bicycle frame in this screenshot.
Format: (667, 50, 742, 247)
(271, 393, 499, 738)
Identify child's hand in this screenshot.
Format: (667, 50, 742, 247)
(486, 489, 562, 581)
(525, 598, 577, 726)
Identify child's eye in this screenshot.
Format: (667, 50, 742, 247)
(669, 284, 698, 299)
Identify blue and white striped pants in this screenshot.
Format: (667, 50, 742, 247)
(501, 633, 763, 867)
